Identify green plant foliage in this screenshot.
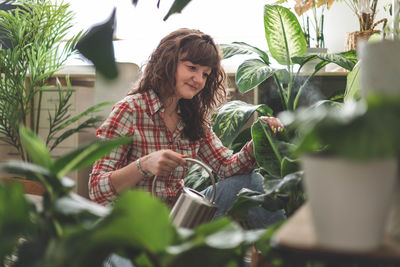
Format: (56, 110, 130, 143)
(183, 164, 220, 192)
(0, 183, 34, 265)
(0, 126, 268, 266)
(166, 218, 264, 267)
(344, 61, 361, 101)
(235, 59, 277, 93)
(280, 156, 300, 177)
(52, 135, 132, 178)
(264, 5, 307, 66)
(230, 128, 252, 154)
(212, 100, 272, 147)
(163, 0, 192, 21)
(220, 41, 269, 62)
(1, 126, 132, 201)
(221, 4, 358, 112)
(280, 94, 400, 160)
(228, 170, 304, 220)
(253, 221, 284, 265)
(19, 124, 52, 169)
(210, 100, 304, 224)
(0, 0, 108, 162)
(252, 119, 295, 177)
(291, 50, 357, 73)
(75, 8, 118, 79)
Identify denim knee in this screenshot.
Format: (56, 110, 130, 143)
(201, 172, 285, 229)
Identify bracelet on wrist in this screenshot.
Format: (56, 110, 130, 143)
(136, 158, 153, 178)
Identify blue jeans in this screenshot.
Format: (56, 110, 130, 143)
(201, 172, 285, 229)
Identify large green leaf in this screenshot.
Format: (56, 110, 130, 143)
(88, 191, 174, 253)
(168, 218, 264, 267)
(19, 125, 52, 169)
(264, 5, 307, 66)
(291, 54, 319, 69)
(316, 50, 358, 71)
(280, 156, 300, 177)
(344, 61, 361, 102)
(53, 136, 132, 177)
(230, 127, 252, 153)
(226, 189, 269, 222)
(54, 192, 111, 218)
(212, 101, 272, 147)
(75, 9, 118, 79)
(163, 0, 192, 21)
(252, 119, 293, 176)
(236, 58, 278, 93)
(43, 190, 174, 266)
(228, 171, 304, 219)
(220, 42, 269, 63)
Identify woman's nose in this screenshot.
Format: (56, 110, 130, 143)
(192, 71, 205, 84)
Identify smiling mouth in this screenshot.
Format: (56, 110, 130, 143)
(187, 83, 197, 90)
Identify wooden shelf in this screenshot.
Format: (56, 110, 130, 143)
(271, 203, 400, 265)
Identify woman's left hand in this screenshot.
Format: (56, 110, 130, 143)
(259, 116, 284, 135)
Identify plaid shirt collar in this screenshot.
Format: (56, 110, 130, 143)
(145, 89, 185, 134)
(146, 89, 163, 116)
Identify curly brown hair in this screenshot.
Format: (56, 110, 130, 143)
(132, 28, 226, 141)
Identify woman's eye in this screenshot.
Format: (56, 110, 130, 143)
(203, 73, 209, 78)
(188, 65, 196, 71)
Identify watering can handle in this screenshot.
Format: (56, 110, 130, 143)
(151, 158, 216, 203)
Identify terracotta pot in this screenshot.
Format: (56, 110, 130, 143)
(0, 177, 44, 195)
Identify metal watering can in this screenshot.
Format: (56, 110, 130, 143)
(152, 158, 217, 229)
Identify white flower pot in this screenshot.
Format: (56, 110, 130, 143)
(301, 47, 328, 73)
(301, 155, 398, 251)
(359, 40, 400, 98)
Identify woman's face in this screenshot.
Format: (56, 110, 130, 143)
(174, 58, 211, 100)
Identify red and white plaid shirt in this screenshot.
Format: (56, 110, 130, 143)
(89, 89, 257, 205)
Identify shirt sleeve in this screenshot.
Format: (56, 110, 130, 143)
(88, 99, 136, 205)
(197, 128, 257, 178)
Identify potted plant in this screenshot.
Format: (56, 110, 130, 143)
(338, 0, 388, 50)
(277, 0, 334, 49)
(287, 0, 334, 72)
(221, 4, 357, 112)
(0, 0, 109, 163)
(278, 92, 400, 251)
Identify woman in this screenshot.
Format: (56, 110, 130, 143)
(89, 28, 284, 229)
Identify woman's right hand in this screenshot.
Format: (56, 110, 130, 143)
(140, 150, 187, 177)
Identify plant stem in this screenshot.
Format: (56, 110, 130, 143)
(293, 69, 319, 110)
(35, 89, 43, 135)
(273, 73, 288, 110)
(261, 122, 282, 163)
